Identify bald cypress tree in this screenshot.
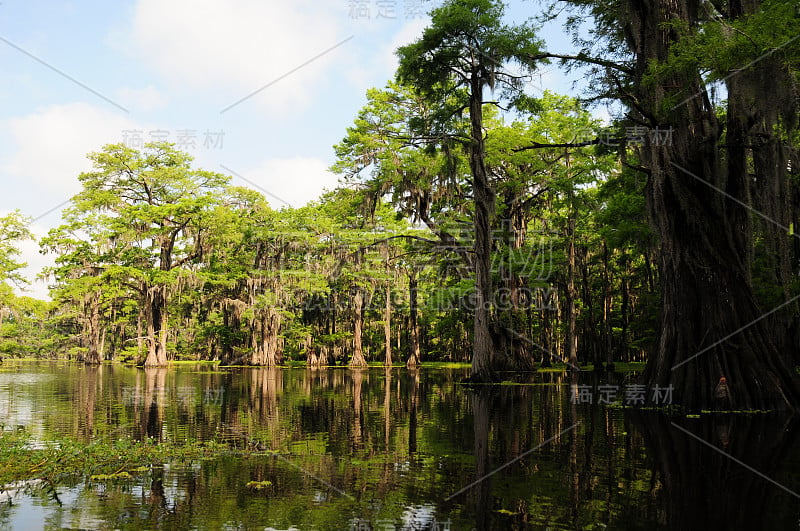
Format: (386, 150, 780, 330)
(548, 0, 800, 409)
(396, 0, 543, 382)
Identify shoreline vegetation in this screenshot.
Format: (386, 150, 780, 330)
(0, 358, 649, 372)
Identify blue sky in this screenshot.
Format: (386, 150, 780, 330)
(0, 0, 591, 299)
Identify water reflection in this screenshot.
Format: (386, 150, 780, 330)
(0, 362, 797, 529)
(631, 412, 800, 530)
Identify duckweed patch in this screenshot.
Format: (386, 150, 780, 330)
(0, 429, 231, 486)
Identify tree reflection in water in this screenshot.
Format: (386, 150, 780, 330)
(630, 412, 800, 530)
(1, 363, 799, 529)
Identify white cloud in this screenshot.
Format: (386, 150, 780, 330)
(115, 85, 168, 112)
(241, 157, 336, 208)
(2, 102, 142, 206)
(343, 18, 430, 93)
(385, 18, 430, 71)
(0, 103, 146, 300)
(129, 0, 344, 114)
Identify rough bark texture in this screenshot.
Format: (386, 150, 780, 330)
(494, 210, 536, 372)
(384, 282, 393, 367)
(143, 285, 169, 367)
(625, 0, 800, 410)
(538, 288, 554, 367)
(306, 335, 330, 369)
(565, 204, 578, 369)
(219, 297, 246, 365)
(406, 274, 422, 368)
(251, 307, 282, 367)
(469, 75, 497, 383)
(349, 289, 368, 368)
(84, 294, 103, 365)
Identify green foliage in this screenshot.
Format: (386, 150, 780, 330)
(396, 0, 543, 102)
(0, 428, 229, 486)
(6, 1, 673, 368)
(0, 211, 32, 289)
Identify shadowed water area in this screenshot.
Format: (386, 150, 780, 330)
(0, 361, 798, 530)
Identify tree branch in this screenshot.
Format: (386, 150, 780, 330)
(528, 52, 634, 75)
(513, 136, 625, 152)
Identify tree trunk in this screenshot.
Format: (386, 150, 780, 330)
(220, 301, 236, 365)
(143, 285, 169, 367)
(539, 288, 553, 367)
(85, 295, 103, 365)
(384, 282, 392, 367)
(136, 306, 144, 356)
(628, 0, 800, 410)
(318, 345, 329, 367)
(469, 75, 496, 382)
(578, 246, 600, 371)
(565, 194, 578, 370)
(602, 242, 614, 369)
(618, 252, 630, 365)
(406, 273, 421, 368)
(251, 308, 282, 366)
(349, 289, 368, 368)
(498, 209, 536, 371)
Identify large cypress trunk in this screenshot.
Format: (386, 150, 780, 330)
(565, 201, 578, 369)
(219, 297, 245, 366)
(349, 289, 368, 368)
(628, 0, 800, 410)
(251, 307, 282, 367)
(406, 273, 422, 368)
(384, 282, 392, 367)
(143, 285, 169, 367)
(84, 295, 103, 365)
(469, 75, 496, 382)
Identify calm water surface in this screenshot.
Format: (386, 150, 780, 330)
(0, 361, 798, 530)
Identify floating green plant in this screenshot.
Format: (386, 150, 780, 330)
(246, 480, 273, 490)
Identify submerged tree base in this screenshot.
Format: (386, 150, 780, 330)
(461, 373, 502, 386)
